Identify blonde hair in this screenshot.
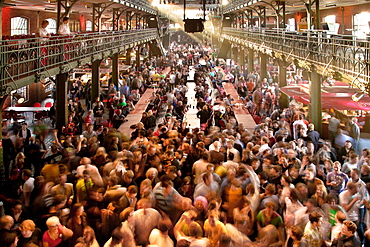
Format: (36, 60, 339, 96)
(46, 216, 60, 227)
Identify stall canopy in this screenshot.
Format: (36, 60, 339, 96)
(280, 82, 370, 111)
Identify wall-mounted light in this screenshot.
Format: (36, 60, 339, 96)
(325, 4, 336, 7)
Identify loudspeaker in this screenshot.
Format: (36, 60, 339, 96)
(148, 16, 158, 28)
(321, 22, 329, 30)
(222, 15, 233, 27)
(184, 19, 204, 33)
(149, 42, 162, 56)
(218, 40, 231, 59)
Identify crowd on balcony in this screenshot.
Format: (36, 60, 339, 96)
(1, 41, 370, 247)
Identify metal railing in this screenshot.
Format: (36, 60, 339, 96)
(110, 0, 158, 14)
(222, 27, 370, 92)
(222, 0, 253, 14)
(0, 29, 158, 96)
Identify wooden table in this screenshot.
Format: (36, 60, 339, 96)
(223, 83, 256, 132)
(130, 89, 155, 114)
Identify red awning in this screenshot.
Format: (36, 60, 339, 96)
(280, 85, 370, 111)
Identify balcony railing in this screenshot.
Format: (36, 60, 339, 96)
(110, 0, 158, 14)
(222, 27, 370, 92)
(0, 29, 158, 96)
(222, 0, 252, 14)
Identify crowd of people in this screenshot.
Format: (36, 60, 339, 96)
(0, 40, 369, 247)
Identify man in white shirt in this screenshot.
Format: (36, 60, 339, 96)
(259, 136, 271, 155)
(339, 182, 361, 225)
(193, 153, 210, 185)
(22, 169, 34, 208)
(226, 140, 240, 163)
(222, 153, 239, 172)
(58, 17, 71, 35)
(342, 153, 360, 175)
(292, 114, 307, 140)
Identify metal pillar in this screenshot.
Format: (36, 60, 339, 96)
(0, 97, 6, 184)
(0, 0, 4, 38)
(112, 53, 119, 89)
(135, 13, 142, 29)
(245, 9, 253, 27)
(56, 0, 78, 31)
(91, 60, 101, 102)
(55, 72, 69, 130)
(278, 60, 288, 109)
(304, 0, 320, 30)
(126, 11, 133, 30)
(232, 47, 239, 66)
(309, 69, 322, 133)
(92, 3, 114, 31)
(341, 7, 345, 34)
(248, 48, 254, 73)
(136, 46, 141, 70)
(126, 48, 132, 65)
(255, 6, 266, 27)
(315, 0, 320, 30)
(112, 7, 129, 31)
(238, 47, 244, 66)
(276, 1, 286, 28)
(260, 53, 268, 80)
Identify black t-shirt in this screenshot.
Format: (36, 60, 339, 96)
(17, 228, 42, 247)
(43, 151, 64, 164)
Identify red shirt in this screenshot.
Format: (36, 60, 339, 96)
(43, 228, 62, 247)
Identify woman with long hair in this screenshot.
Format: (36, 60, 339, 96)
(312, 183, 328, 208)
(14, 152, 27, 170)
(81, 226, 99, 247)
(284, 188, 303, 228)
(92, 147, 108, 168)
(279, 175, 295, 207)
(67, 203, 87, 247)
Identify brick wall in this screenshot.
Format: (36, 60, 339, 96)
(1, 7, 82, 36)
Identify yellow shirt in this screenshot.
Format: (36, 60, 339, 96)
(204, 219, 227, 247)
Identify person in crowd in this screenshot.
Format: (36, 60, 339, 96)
(302, 211, 324, 247)
(58, 17, 71, 35)
(203, 210, 227, 247)
(2, 42, 369, 247)
(149, 217, 174, 247)
(0, 215, 15, 239)
(18, 123, 32, 152)
(38, 19, 51, 38)
(18, 219, 42, 247)
(331, 220, 362, 246)
(67, 203, 87, 246)
(42, 216, 73, 247)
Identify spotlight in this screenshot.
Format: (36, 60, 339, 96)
(13, 93, 25, 104)
(352, 92, 365, 102)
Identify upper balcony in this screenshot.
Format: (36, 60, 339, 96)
(222, 27, 370, 94)
(0, 28, 160, 96)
